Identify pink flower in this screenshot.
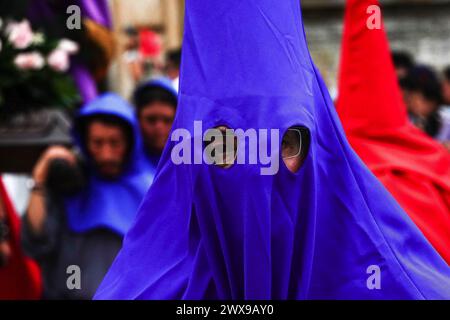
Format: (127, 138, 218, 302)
(7, 20, 34, 49)
(14, 52, 45, 70)
(47, 49, 70, 72)
(57, 39, 79, 55)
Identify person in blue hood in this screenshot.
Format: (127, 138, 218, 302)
(133, 77, 178, 168)
(22, 93, 154, 299)
(95, 0, 450, 300)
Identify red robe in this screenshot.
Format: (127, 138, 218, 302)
(336, 0, 450, 264)
(0, 179, 42, 299)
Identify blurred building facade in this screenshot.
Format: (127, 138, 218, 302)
(303, 0, 450, 95)
(107, 0, 450, 97)
(108, 0, 184, 98)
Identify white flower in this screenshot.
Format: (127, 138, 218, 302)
(14, 52, 45, 70)
(0, 18, 3, 30)
(57, 39, 79, 55)
(32, 32, 45, 46)
(7, 20, 34, 49)
(47, 49, 70, 72)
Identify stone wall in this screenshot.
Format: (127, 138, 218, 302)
(303, 0, 450, 94)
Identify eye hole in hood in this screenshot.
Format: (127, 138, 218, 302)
(204, 126, 238, 169)
(282, 126, 310, 173)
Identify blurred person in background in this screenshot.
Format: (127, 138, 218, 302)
(404, 66, 450, 147)
(443, 67, 450, 106)
(0, 178, 42, 300)
(123, 27, 145, 83)
(165, 48, 182, 90)
(28, 0, 115, 103)
(133, 78, 178, 168)
(392, 51, 415, 112)
(22, 94, 153, 299)
(442, 67, 450, 150)
(392, 51, 414, 81)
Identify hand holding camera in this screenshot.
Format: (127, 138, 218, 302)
(32, 146, 78, 191)
(32, 146, 86, 195)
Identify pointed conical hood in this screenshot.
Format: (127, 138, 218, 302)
(181, 0, 314, 101)
(94, 0, 450, 300)
(337, 0, 450, 264)
(337, 0, 407, 132)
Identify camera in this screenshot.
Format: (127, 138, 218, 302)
(46, 153, 87, 196)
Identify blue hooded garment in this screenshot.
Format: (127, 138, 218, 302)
(136, 77, 179, 99)
(133, 76, 179, 167)
(95, 0, 450, 299)
(65, 93, 156, 236)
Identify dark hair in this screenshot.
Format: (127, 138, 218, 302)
(133, 85, 178, 116)
(444, 66, 450, 82)
(124, 26, 138, 37)
(403, 66, 443, 105)
(404, 66, 444, 137)
(77, 114, 134, 157)
(166, 48, 182, 69)
(392, 51, 414, 71)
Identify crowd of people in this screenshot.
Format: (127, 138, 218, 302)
(0, 50, 180, 299)
(393, 52, 450, 149)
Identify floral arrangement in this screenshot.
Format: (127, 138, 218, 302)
(0, 18, 81, 120)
